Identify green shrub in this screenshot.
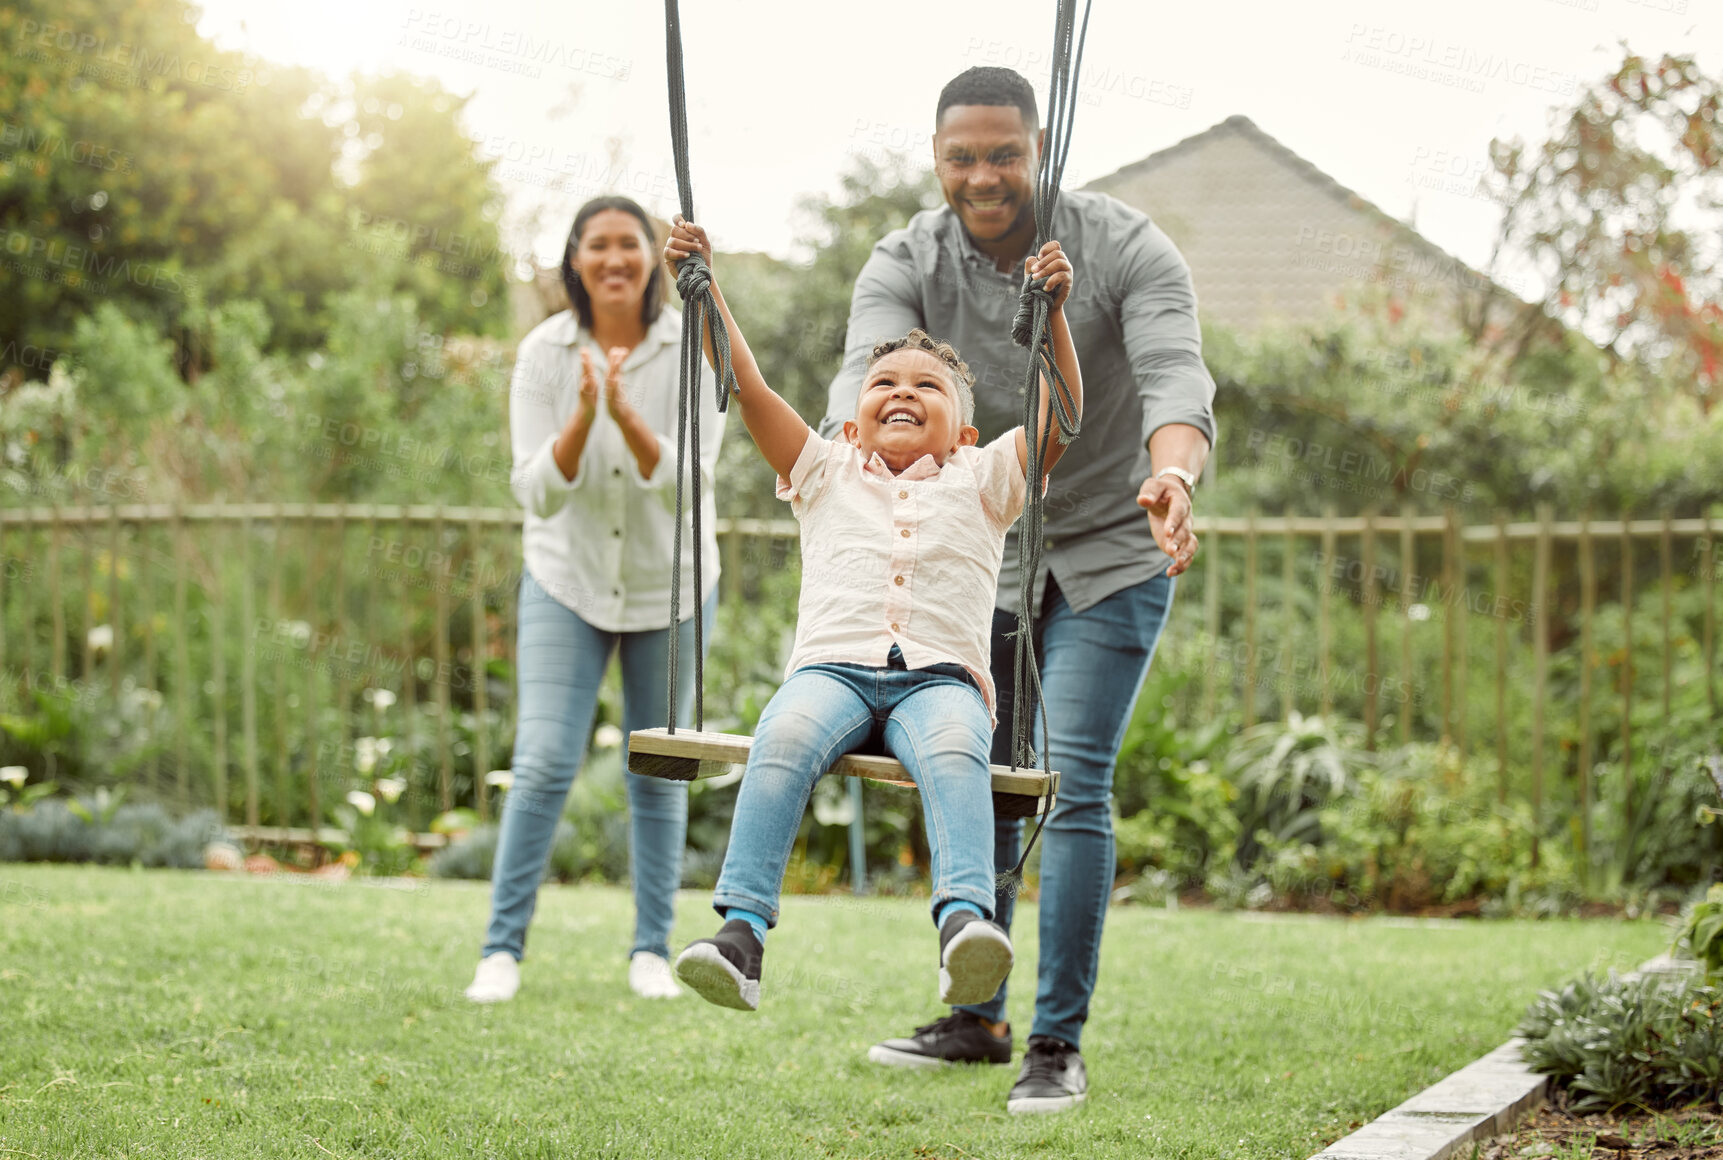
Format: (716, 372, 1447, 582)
(0, 798, 222, 868)
(1518, 968, 1723, 1111)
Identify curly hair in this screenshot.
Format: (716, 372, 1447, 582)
(865, 328, 976, 426)
(936, 66, 1040, 132)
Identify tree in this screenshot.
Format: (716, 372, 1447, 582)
(1482, 50, 1722, 413)
(0, 0, 509, 379)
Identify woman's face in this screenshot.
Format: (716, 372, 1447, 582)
(572, 209, 653, 316)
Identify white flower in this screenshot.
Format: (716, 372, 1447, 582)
(594, 724, 624, 749)
(375, 777, 407, 804)
(346, 789, 377, 816)
(1407, 603, 1431, 622)
(355, 737, 383, 775)
(87, 624, 114, 652)
(484, 769, 514, 791)
(0, 766, 27, 788)
(366, 688, 397, 710)
(284, 620, 312, 648)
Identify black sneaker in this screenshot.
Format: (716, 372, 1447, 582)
(867, 1011, 1014, 1068)
(674, 919, 763, 1011)
(937, 910, 1013, 1006)
(1007, 1035, 1087, 1115)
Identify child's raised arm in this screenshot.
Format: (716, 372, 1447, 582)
(664, 217, 810, 482)
(1014, 240, 1084, 479)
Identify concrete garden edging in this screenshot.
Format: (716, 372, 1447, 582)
(1306, 955, 1688, 1160)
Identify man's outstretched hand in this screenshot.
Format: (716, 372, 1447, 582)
(1137, 476, 1197, 577)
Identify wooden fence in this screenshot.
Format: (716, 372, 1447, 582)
(0, 503, 1716, 858)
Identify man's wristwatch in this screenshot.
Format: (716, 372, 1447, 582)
(1155, 466, 1196, 495)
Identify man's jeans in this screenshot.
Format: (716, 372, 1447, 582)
(712, 647, 996, 929)
(482, 570, 717, 963)
(957, 573, 1176, 1049)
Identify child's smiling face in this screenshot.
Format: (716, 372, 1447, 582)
(842, 348, 979, 473)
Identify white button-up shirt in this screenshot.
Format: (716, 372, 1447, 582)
(509, 308, 725, 632)
(777, 431, 1027, 724)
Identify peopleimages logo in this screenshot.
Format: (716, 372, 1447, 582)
(1, 228, 187, 294)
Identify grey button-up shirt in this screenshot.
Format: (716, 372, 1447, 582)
(820, 190, 1217, 616)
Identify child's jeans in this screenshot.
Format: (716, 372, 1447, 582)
(712, 646, 996, 929)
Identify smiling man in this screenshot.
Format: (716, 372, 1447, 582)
(820, 66, 1216, 1115)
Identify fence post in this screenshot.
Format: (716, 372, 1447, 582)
(1494, 512, 1508, 803)
(1660, 511, 1673, 720)
(469, 510, 490, 823)
(108, 506, 122, 705)
(1440, 505, 1456, 745)
(1319, 505, 1336, 719)
(137, 517, 157, 793)
(1620, 511, 1634, 833)
(1705, 513, 1717, 720)
(82, 517, 95, 684)
(50, 505, 65, 682)
(331, 506, 350, 800)
(434, 506, 453, 813)
(240, 510, 260, 830)
(304, 519, 321, 835)
(210, 523, 229, 822)
(270, 506, 289, 827)
(0, 517, 7, 696)
(1243, 511, 1258, 730)
(1280, 520, 1295, 723)
(1202, 526, 1220, 721)
(1531, 503, 1552, 870)
(1452, 506, 1468, 758)
(173, 505, 190, 805)
(1361, 508, 1379, 749)
(1577, 510, 1595, 886)
(1399, 505, 1414, 746)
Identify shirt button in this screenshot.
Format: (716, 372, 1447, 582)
(898, 490, 908, 499)
(890, 623, 900, 632)
(613, 467, 622, 477)
(1045, 538, 1055, 549)
(894, 575, 904, 586)
(611, 588, 620, 596)
(900, 528, 910, 538)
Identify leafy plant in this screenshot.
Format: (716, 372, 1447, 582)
(1518, 969, 1723, 1112)
(1676, 884, 1723, 981)
(1224, 712, 1373, 866)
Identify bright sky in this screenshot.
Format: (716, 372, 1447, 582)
(191, 0, 1712, 275)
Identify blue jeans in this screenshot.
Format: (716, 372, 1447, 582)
(712, 648, 996, 929)
(481, 569, 717, 963)
(958, 572, 1175, 1050)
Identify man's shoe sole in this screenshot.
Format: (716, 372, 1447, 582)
(674, 944, 760, 1011)
(1007, 1091, 1087, 1115)
(866, 1043, 955, 1068)
(938, 923, 1014, 1006)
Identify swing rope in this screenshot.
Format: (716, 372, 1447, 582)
(663, 0, 737, 735)
(999, 0, 1093, 896)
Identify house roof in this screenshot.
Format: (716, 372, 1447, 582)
(1082, 115, 1517, 332)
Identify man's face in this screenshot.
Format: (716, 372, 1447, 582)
(932, 104, 1040, 246)
(843, 348, 978, 472)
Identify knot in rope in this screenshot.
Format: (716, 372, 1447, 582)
(1011, 273, 1056, 350)
(675, 252, 714, 303)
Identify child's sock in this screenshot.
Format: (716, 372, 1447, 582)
(935, 899, 985, 928)
(724, 907, 769, 946)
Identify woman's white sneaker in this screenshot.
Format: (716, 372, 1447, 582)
(629, 951, 682, 999)
(465, 952, 520, 1003)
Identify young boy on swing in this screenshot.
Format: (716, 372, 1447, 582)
(662, 215, 1082, 1012)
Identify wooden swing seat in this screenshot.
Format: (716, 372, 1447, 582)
(627, 728, 1057, 819)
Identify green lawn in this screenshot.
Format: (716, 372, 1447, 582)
(0, 866, 1669, 1159)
